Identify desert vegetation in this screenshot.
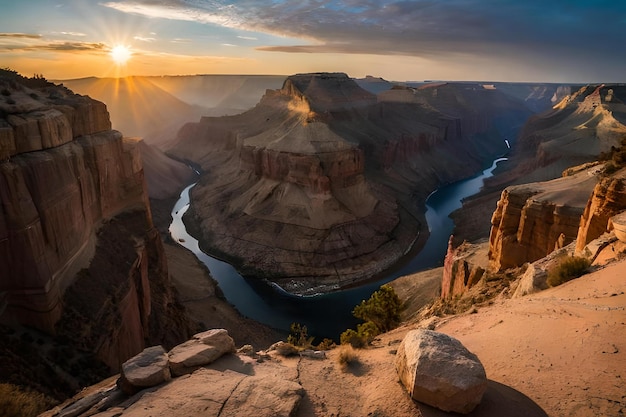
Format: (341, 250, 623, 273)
(547, 256, 591, 287)
(0, 383, 56, 417)
(340, 284, 402, 348)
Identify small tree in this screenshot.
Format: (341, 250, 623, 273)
(340, 284, 402, 348)
(287, 322, 314, 348)
(352, 284, 401, 333)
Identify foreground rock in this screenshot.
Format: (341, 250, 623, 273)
(168, 329, 236, 376)
(118, 346, 171, 395)
(42, 329, 305, 417)
(395, 329, 487, 414)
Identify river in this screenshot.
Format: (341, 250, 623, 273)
(169, 158, 508, 339)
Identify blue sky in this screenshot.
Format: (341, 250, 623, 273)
(1, 0, 624, 82)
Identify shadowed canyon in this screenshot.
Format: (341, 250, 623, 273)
(1, 70, 625, 417)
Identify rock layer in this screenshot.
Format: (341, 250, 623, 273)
(0, 73, 190, 372)
(172, 73, 532, 294)
(576, 167, 626, 254)
(488, 166, 600, 271)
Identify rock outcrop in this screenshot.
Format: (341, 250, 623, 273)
(42, 329, 305, 417)
(171, 73, 532, 294)
(0, 72, 190, 377)
(441, 238, 489, 299)
(395, 329, 487, 414)
(576, 167, 626, 254)
(488, 166, 600, 271)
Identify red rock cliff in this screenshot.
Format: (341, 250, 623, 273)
(0, 73, 189, 369)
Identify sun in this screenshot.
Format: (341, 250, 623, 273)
(110, 45, 132, 65)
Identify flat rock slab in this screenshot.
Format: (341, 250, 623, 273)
(168, 329, 236, 376)
(118, 346, 171, 394)
(395, 329, 487, 414)
(118, 368, 303, 417)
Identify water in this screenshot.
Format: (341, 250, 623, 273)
(169, 157, 507, 339)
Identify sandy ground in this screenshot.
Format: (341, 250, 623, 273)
(287, 258, 625, 417)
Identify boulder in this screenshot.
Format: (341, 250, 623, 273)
(513, 263, 548, 298)
(168, 329, 235, 376)
(118, 346, 171, 394)
(609, 211, 626, 243)
(395, 329, 487, 414)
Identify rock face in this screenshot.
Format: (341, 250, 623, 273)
(441, 238, 488, 299)
(488, 166, 600, 271)
(395, 329, 487, 414)
(576, 167, 626, 254)
(171, 73, 532, 294)
(0, 72, 190, 372)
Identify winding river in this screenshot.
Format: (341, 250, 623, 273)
(169, 158, 508, 339)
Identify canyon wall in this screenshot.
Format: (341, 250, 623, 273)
(487, 167, 600, 271)
(576, 168, 626, 254)
(0, 72, 189, 370)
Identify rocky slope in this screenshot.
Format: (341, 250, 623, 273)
(0, 71, 190, 400)
(171, 73, 533, 294)
(451, 84, 626, 245)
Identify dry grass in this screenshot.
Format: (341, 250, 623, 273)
(0, 383, 56, 417)
(337, 345, 360, 369)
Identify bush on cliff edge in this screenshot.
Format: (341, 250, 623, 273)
(547, 256, 591, 287)
(340, 284, 402, 348)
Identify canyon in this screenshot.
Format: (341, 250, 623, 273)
(169, 73, 538, 294)
(2, 71, 625, 417)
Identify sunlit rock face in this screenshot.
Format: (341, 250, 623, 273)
(172, 73, 533, 294)
(0, 74, 189, 369)
(576, 168, 626, 254)
(488, 166, 600, 271)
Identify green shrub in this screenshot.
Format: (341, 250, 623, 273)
(287, 322, 314, 348)
(340, 328, 367, 348)
(547, 256, 591, 287)
(316, 338, 336, 351)
(353, 284, 401, 332)
(340, 284, 402, 348)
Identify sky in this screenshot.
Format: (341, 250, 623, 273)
(1, 0, 625, 83)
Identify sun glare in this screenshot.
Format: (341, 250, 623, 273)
(110, 45, 132, 65)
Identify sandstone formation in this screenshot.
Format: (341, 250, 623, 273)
(395, 329, 487, 414)
(451, 84, 626, 247)
(171, 73, 533, 294)
(441, 237, 488, 299)
(488, 165, 600, 271)
(0, 72, 190, 379)
(575, 167, 626, 254)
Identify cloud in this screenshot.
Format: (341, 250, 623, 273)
(134, 35, 157, 42)
(100, 0, 626, 64)
(60, 31, 87, 37)
(0, 33, 42, 39)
